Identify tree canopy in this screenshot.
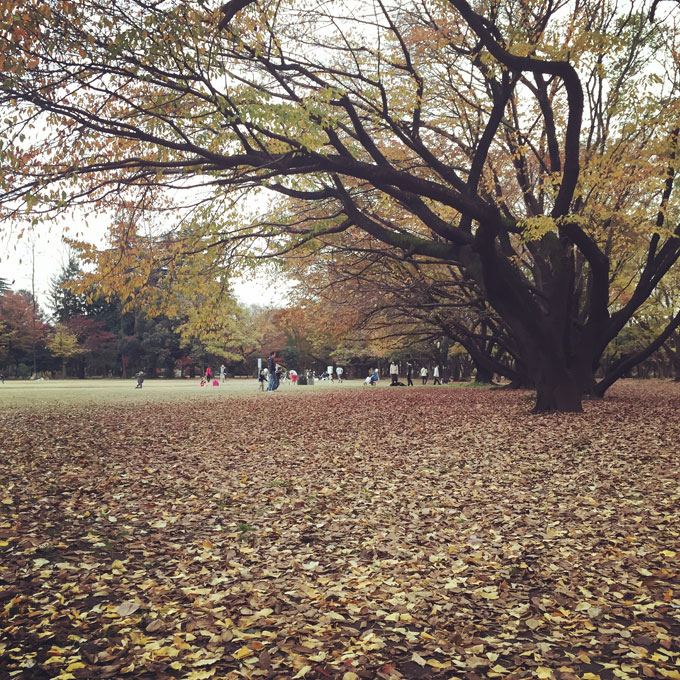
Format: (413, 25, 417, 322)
(3, 0, 680, 409)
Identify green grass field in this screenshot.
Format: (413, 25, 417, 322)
(0, 375, 474, 407)
(0, 376, 361, 406)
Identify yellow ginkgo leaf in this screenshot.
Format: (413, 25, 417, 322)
(232, 646, 253, 659)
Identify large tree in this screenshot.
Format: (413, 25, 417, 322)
(3, 0, 680, 410)
(281, 232, 526, 384)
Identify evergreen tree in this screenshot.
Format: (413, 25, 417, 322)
(49, 257, 87, 323)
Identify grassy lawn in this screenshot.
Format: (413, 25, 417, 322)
(0, 376, 359, 406)
(1, 380, 678, 679)
(0, 376, 480, 407)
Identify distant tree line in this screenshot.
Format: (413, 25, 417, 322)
(2, 261, 679, 383)
(0, 263, 265, 379)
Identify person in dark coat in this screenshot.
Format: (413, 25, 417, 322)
(267, 353, 277, 391)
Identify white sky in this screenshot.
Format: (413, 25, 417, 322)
(1, 227, 290, 315)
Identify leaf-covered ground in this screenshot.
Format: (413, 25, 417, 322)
(1, 380, 679, 680)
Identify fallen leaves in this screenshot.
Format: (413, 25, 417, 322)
(0, 380, 679, 678)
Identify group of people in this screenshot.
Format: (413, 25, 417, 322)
(199, 364, 227, 387)
(204, 365, 227, 382)
(260, 353, 284, 391)
(260, 355, 346, 390)
(364, 361, 442, 386)
(320, 365, 344, 382)
(415, 364, 441, 385)
(131, 359, 443, 389)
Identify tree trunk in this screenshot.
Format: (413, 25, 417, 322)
(472, 233, 588, 413)
(474, 364, 494, 384)
(531, 361, 583, 413)
(669, 337, 680, 381)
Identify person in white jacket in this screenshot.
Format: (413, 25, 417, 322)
(433, 365, 441, 385)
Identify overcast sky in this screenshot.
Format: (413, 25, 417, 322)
(1, 227, 290, 315)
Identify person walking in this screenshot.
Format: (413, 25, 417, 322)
(219, 364, 226, 382)
(335, 365, 343, 383)
(406, 362, 413, 386)
(420, 365, 428, 385)
(205, 366, 212, 382)
(389, 360, 399, 386)
(258, 368, 266, 391)
(433, 365, 441, 385)
(267, 352, 277, 391)
(135, 371, 145, 389)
